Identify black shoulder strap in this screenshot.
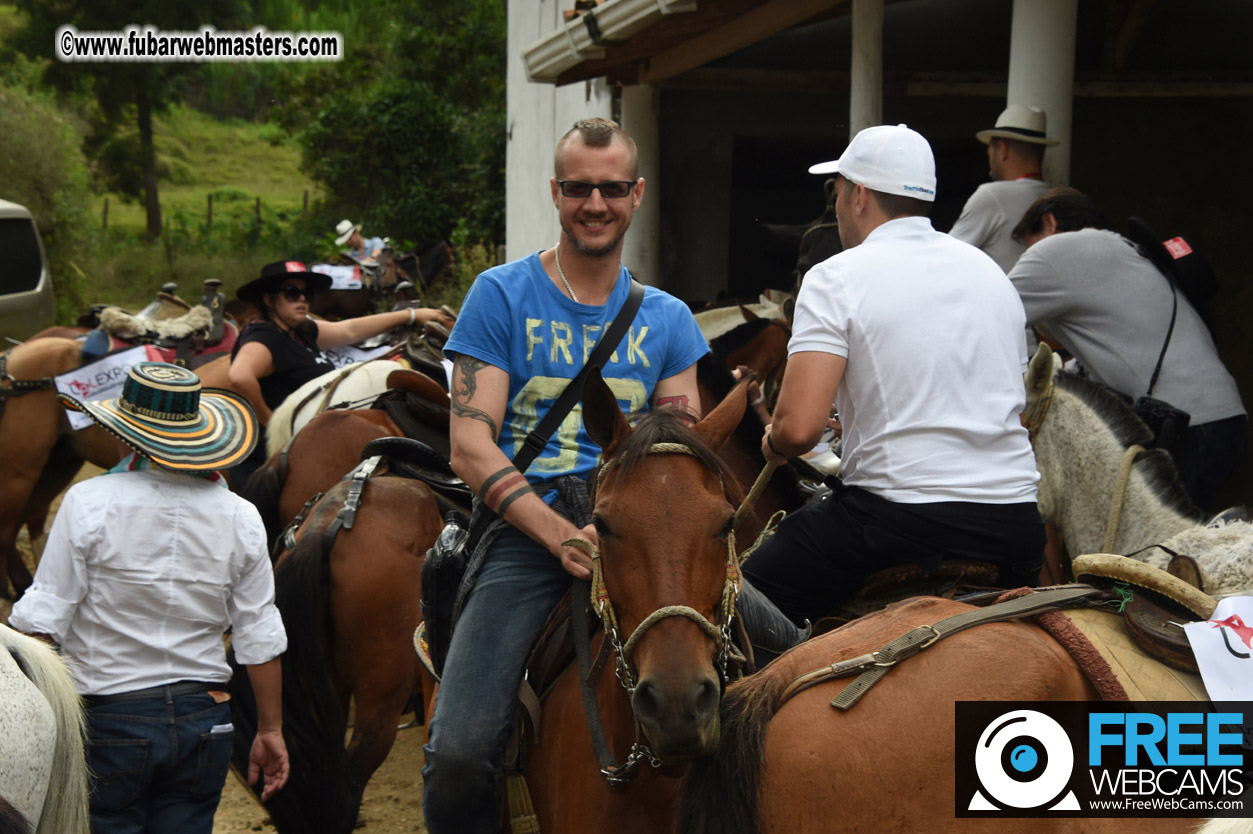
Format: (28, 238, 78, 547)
(512, 277, 645, 473)
(462, 277, 646, 542)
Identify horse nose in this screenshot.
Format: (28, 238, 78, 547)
(632, 674, 720, 727)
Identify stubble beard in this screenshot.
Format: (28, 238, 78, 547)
(563, 219, 628, 259)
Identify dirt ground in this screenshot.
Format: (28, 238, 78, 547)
(7, 464, 429, 834)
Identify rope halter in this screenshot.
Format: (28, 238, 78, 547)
(567, 442, 747, 694)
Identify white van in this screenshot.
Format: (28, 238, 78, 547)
(0, 199, 54, 342)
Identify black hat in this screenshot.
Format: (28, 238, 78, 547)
(236, 261, 332, 304)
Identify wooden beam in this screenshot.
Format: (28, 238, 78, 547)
(660, 67, 1253, 98)
(1105, 0, 1157, 74)
(638, 0, 848, 85)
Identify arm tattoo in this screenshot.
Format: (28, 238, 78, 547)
(655, 395, 689, 410)
(480, 465, 536, 518)
(451, 355, 499, 439)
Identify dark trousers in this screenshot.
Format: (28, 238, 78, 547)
(742, 481, 1046, 624)
(86, 689, 233, 834)
(1173, 415, 1247, 513)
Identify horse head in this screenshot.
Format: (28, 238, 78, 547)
(583, 367, 749, 762)
(1023, 343, 1204, 557)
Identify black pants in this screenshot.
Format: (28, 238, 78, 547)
(1174, 415, 1247, 513)
(741, 480, 1046, 623)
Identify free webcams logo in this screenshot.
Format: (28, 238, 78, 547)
(955, 702, 1251, 819)
(968, 709, 1080, 812)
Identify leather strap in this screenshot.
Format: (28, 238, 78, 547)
(571, 576, 625, 778)
(465, 277, 645, 544)
(779, 586, 1109, 711)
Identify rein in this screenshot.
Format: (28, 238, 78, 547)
(0, 350, 56, 424)
(564, 441, 759, 786)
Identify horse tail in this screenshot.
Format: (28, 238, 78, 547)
(680, 671, 786, 834)
(238, 451, 286, 556)
(229, 493, 358, 833)
(0, 627, 89, 834)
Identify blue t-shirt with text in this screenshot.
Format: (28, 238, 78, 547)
(443, 252, 708, 487)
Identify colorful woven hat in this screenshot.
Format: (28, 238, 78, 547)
(58, 362, 258, 471)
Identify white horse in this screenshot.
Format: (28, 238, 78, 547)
(692, 296, 789, 342)
(0, 624, 89, 834)
(265, 359, 405, 458)
(1025, 345, 1253, 597)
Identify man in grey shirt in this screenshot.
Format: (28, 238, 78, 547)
(1007, 188, 1246, 511)
(950, 105, 1055, 273)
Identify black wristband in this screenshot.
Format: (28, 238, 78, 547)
(766, 432, 783, 457)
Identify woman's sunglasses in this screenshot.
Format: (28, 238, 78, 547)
(279, 285, 315, 302)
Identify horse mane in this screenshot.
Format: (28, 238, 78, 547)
(680, 671, 786, 834)
(709, 318, 774, 358)
(1052, 371, 1205, 522)
(608, 407, 746, 509)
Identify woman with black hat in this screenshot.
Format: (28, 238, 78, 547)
(227, 261, 452, 481)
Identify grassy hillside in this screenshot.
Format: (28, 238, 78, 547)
(98, 105, 319, 236)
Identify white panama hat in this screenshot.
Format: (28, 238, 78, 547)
(334, 219, 361, 246)
(976, 104, 1059, 146)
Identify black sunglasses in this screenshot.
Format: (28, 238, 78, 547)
(557, 180, 637, 199)
(279, 285, 314, 301)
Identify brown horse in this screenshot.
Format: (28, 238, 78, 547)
(227, 468, 442, 833)
(513, 367, 754, 834)
(708, 313, 792, 420)
(240, 408, 405, 551)
(679, 596, 1205, 834)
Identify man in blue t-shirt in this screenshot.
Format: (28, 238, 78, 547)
(424, 118, 710, 833)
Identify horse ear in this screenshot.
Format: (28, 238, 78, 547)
(739, 303, 760, 322)
(693, 378, 749, 452)
(1025, 343, 1055, 402)
(582, 366, 631, 454)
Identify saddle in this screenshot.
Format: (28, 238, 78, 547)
(373, 369, 453, 461)
(359, 437, 471, 517)
(94, 299, 235, 368)
(1069, 552, 1217, 674)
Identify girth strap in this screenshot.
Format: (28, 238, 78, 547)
(780, 585, 1109, 712)
(319, 455, 381, 555)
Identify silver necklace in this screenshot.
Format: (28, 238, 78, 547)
(553, 244, 580, 303)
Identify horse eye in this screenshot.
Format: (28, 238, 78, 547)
(593, 515, 613, 539)
(718, 516, 735, 539)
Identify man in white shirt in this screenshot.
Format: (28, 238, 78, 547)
(10, 362, 289, 834)
(745, 124, 1044, 622)
(949, 104, 1056, 273)
(335, 219, 386, 263)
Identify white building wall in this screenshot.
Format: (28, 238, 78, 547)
(506, 1, 659, 284)
(506, 0, 611, 264)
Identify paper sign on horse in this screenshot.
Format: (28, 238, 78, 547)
(53, 345, 150, 430)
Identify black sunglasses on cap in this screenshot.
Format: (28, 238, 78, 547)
(557, 180, 637, 199)
(279, 285, 315, 301)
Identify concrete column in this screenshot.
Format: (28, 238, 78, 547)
(618, 84, 661, 286)
(1008, 0, 1078, 184)
(849, 0, 883, 138)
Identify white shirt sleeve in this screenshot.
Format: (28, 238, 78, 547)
(7, 487, 92, 641)
(226, 504, 287, 666)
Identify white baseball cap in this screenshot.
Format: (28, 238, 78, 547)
(808, 124, 937, 202)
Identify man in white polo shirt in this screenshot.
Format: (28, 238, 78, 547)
(744, 124, 1044, 622)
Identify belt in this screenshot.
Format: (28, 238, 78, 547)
(84, 680, 223, 706)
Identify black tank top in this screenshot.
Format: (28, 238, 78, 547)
(231, 320, 334, 409)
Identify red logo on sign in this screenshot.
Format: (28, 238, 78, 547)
(1163, 237, 1192, 259)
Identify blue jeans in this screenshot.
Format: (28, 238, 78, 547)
(86, 689, 233, 834)
(422, 528, 572, 834)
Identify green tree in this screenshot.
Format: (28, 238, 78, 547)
(11, 0, 249, 239)
(277, 0, 506, 246)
